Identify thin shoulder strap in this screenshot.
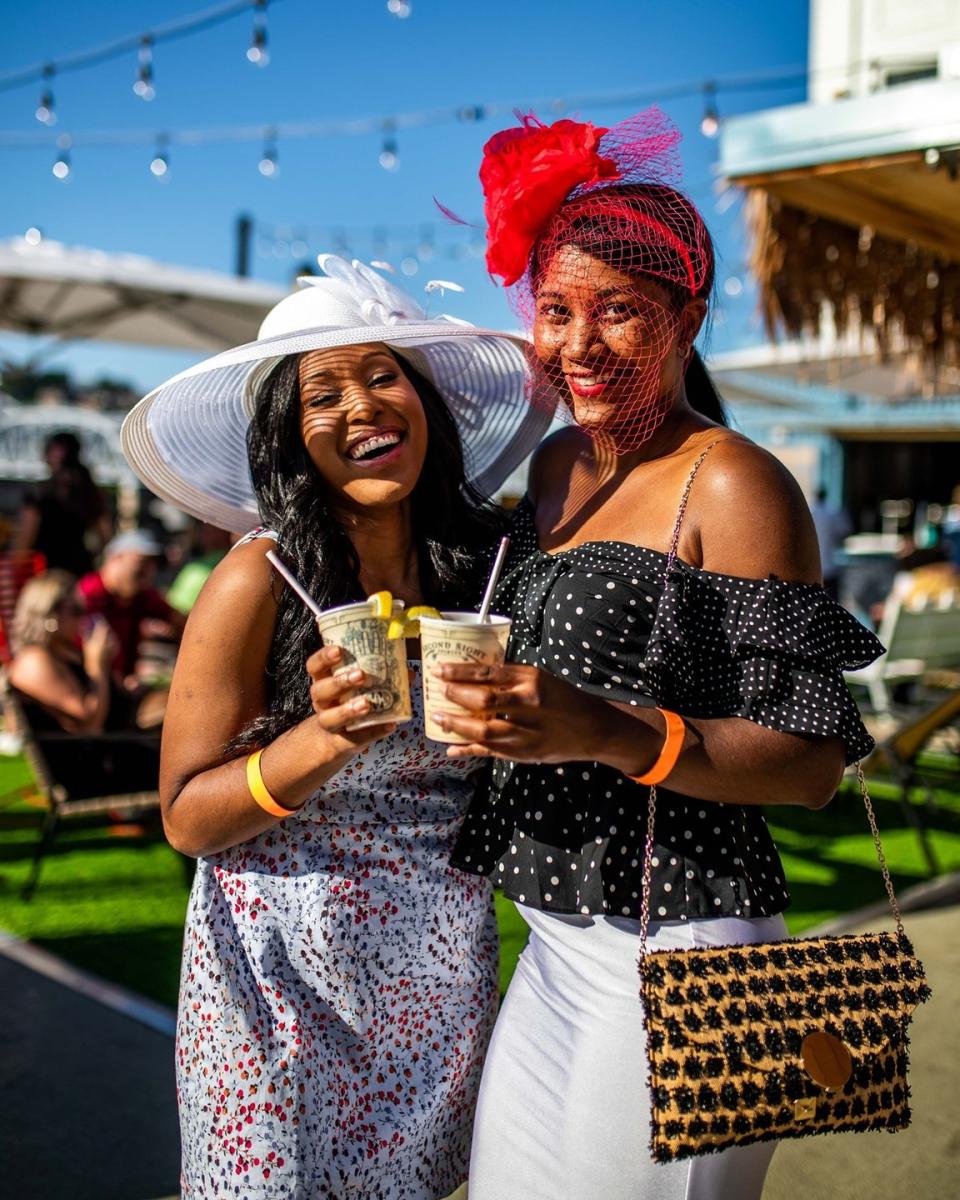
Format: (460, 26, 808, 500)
(665, 439, 723, 572)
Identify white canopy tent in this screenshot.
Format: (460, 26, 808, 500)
(0, 236, 287, 354)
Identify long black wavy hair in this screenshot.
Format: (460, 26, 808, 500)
(232, 350, 506, 750)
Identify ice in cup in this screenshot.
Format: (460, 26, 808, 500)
(419, 613, 512, 744)
(315, 598, 412, 731)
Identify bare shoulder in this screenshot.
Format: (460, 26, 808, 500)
(8, 645, 64, 691)
(190, 535, 278, 626)
(692, 437, 821, 583)
(528, 427, 589, 504)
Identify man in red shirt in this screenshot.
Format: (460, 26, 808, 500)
(78, 529, 185, 683)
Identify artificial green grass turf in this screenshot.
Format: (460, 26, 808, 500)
(2, 751, 958, 1007)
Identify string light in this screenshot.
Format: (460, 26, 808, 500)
(149, 135, 169, 177)
(24, 226, 43, 245)
(247, 0, 269, 66)
(133, 36, 155, 100)
(378, 123, 399, 171)
(258, 129, 278, 176)
(35, 64, 55, 125)
(386, 0, 412, 17)
(52, 134, 71, 179)
(700, 82, 720, 138)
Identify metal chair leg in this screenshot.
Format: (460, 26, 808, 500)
(21, 806, 58, 900)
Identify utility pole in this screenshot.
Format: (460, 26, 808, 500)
(234, 213, 253, 277)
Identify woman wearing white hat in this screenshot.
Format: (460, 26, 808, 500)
(122, 258, 551, 1200)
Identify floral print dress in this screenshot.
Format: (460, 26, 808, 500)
(176, 666, 498, 1199)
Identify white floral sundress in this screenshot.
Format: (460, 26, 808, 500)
(176, 664, 498, 1199)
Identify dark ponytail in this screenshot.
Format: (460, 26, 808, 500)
(684, 349, 727, 427)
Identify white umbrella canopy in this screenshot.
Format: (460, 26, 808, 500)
(0, 236, 288, 352)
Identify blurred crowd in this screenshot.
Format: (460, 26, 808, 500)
(1, 431, 234, 798)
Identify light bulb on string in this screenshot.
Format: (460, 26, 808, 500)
(150, 136, 169, 178)
(247, 0, 269, 65)
(386, 0, 412, 17)
(700, 83, 720, 138)
(378, 124, 399, 171)
(52, 135, 71, 180)
(35, 64, 56, 125)
(258, 129, 278, 177)
(133, 36, 155, 100)
(24, 227, 43, 245)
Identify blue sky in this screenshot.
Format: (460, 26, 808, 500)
(0, 0, 809, 392)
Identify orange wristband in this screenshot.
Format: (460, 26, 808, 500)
(627, 708, 686, 786)
(246, 749, 295, 819)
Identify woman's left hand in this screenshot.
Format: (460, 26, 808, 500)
(431, 661, 645, 765)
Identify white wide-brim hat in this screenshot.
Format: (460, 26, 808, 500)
(121, 256, 552, 531)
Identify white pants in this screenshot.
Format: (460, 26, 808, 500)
(469, 905, 787, 1200)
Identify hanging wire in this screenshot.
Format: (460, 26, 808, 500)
(0, 0, 286, 94)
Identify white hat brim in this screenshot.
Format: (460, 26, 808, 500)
(121, 321, 552, 531)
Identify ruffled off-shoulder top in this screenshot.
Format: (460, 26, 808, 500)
(449, 498, 885, 922)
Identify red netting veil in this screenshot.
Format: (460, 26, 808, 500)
(476, 107, 715, 453)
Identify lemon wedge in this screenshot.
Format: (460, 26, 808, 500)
(386, 617, 407, 640)
(402, 606, 443, 637)
(367, 590, 394, 618)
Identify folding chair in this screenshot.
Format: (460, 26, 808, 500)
(870, 690, 960, 877)
(0, 670, 161, 899)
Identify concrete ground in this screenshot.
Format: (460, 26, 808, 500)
(0, 902, 954, 1199)
(762, 905, 960, 1200)
(0, 950, 180, 1200)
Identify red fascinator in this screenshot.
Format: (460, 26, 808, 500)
(481, 116, 621, 286)
(479, 107, 685, 288)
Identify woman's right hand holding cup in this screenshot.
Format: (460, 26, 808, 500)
(306, 644, 396, 751)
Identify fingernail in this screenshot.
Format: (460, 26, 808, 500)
(351, 697, 369, 711)
(328, 646, 342, 660)
(430, 666, 445, 679)
(436, 715, 448, 729)
(346, 669, 364, 683)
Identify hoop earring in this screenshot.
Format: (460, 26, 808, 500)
(43, 617, 59, 633)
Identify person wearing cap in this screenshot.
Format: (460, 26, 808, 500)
(121, 256, 551, 1199)
(77, 529, 185, 683)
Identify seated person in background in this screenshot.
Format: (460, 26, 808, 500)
(78, 529, 185, 685)
(166, 522, 233, 615)
(8, 571, 160, 798)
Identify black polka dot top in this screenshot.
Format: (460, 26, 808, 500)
(449, 497, 885, 921)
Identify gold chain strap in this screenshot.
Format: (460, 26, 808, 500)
(857, 762, 906, 939)
(665, 439, 722, 572)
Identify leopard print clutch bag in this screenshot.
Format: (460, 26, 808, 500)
(641, 927, 930, 1161)
(639, 768, 931, 1163)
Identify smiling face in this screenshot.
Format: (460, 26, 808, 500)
(532, 244, 705, 448)
(297, 343, 428, 512)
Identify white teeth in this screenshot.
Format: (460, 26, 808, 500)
(347, 432, 402, 460)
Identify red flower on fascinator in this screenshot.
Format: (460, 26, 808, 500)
(481, 116, 621, 286)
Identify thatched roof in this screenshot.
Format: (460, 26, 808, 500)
(747, 191, 960, 392)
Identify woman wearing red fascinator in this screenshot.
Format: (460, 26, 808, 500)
(434, 110, 886, 1198)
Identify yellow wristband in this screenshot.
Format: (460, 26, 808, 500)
(626, 708, 686, 786)
(246, 749, 294, 819)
